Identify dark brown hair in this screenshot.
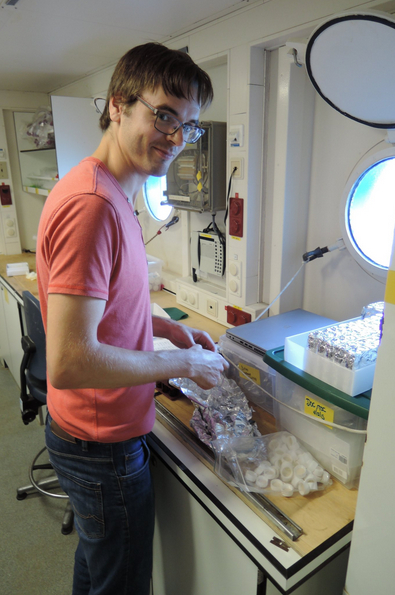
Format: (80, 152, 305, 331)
(99, 43, 213, 131)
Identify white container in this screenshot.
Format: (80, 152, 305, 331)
(147, 254, 164, 291)
(284, 321, 376, 396)
(273, 372, 367, 488)
(218, 335, 276, 415)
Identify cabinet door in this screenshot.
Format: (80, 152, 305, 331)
(0, 284, 23, 386)
(150, 453, 259, 595)
(266, 549, 349, 595)
(51, 96, 102, 179)
(0, 284, 11, 365)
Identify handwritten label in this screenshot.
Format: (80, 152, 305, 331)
(304, 396, 334, 429)
(238, 363, 261, 385)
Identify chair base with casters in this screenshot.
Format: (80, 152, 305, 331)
(18, 291, 74, 535)
(16, 444, 74, 536)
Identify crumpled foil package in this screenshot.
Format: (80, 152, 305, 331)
(169, 375, 260, 447)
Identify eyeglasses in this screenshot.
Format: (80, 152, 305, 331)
(136, 96, 205, 144)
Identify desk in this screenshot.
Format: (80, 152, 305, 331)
(1, 253, 357, 594)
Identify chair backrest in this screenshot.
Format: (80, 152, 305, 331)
(22, 291, 46, 382)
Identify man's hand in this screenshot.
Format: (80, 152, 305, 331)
(165, 322, 216, 352)
(183, 344, 228, 389)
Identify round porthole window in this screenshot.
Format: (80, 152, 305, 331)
(143, 175, 172, 221)
(340, 146, 395, 282)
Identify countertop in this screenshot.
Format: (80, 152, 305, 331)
(0, 252, 358, 560)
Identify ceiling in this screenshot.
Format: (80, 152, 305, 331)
(0, 0, 251, 94)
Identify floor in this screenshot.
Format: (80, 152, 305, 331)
(0, 363, 78, 595)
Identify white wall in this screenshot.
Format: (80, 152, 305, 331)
(303, 95, 386, 321)
(48, 0, 393, 321)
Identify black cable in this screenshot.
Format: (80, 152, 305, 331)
(224, 166, 238, 226)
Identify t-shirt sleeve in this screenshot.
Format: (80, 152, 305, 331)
(43, 193, 119, 300)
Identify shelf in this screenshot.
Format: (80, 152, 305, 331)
(27, 175, 58, 181)
(23, 186, 53, 197)
(20, 147, 56, 153)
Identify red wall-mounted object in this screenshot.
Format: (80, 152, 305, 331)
(0, 185, 12, 206)
(226, 305, 251, 326)
(229, 194, 244, 237)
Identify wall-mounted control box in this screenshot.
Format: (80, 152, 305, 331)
(165, 121, 227, 213)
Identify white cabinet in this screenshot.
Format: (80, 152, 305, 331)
(149, 421, 351, 595)
(13, 111, 58, 197)
(151, 451, 259, 595)
(0, 281, 23, 386)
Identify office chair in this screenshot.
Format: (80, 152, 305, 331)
(17, 290, 74, 535)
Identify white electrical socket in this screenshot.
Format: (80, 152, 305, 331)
(230, 158, 243, 179)
(207, 298, 218, 317)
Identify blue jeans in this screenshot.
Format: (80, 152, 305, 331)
(45, 414, 155, 595)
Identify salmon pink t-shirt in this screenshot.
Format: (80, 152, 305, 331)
(36, 157, 155, 442)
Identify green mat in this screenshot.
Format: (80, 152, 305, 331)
(164, 307, 189, 321)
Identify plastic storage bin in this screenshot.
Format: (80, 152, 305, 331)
(218, 335, 276, 415)
(264, 348, 370, 489)
(147, 254, 164, 291)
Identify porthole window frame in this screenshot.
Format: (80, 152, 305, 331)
(340, 142, 395, 284)
(143, 175, 173, 222)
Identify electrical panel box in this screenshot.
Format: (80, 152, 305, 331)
(164, 121, 226, 213)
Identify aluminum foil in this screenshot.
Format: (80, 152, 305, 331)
(169, 375, 260, 447)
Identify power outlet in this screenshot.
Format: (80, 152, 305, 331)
(178, 287, 199, 309)
(230, 158, 243, 179)
(229, 195, 244, 237)
(0, 162, 9, 179)
(207, 298, 218, 317)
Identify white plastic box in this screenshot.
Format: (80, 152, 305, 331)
(147, 254, 164, 292)
(218, 335, 276, 415)
(273, 372, 367, 488)
(284, 321, 376, 396)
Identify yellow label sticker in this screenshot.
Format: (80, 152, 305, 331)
(197, 182, 202, 192)
(385, 269, 395, 306)
(304, 396, 334, 429)
(238, 363, 261, 384)
(196, 171, 202, 181)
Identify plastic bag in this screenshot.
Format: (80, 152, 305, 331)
(22, 107, 55, 149)
(212, 431, 332, 497)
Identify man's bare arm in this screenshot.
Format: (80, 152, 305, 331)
(46, 294, 227, 391)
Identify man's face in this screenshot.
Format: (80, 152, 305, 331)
(115, 85, 201, 178)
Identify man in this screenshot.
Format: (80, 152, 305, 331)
(36, 43, 228, 595)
